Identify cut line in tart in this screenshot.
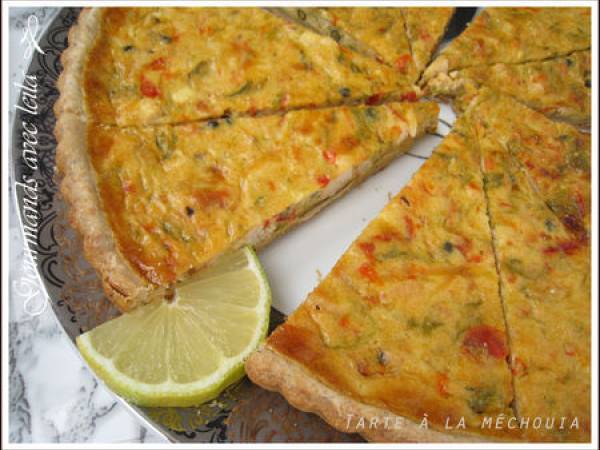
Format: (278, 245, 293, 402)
(63, 8, 418, 127)
(247, 103, 517, 442)
(56, 98, 439, 310)
(472, 90, 591, 240)
(425, 50, 591, 128)
(245, 91, 591, 442)
(402, 7, 456, 75)
(422, 7, 591, 82)
(273, 7, 454, 82)
(55, 6, 440, 311)
(475, 92, 590, 441)
(53, 6, 591, 443)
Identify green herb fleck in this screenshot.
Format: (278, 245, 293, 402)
(351, 108, 372, 138)
(350, 63, 362, 74)
(365, 108, 378, 120)
(155, 130, 176, 160)
(227, 81, 253, 97)
(483, 172, 504, 189)
(465, 299, 483, 308)
(421, 317, 443, 335)
(376, 247, 408, 260)
(566, 150, 589, 171)
(255, 195, 266, 207)
(504, 258, 534, 279)
(377, 350, 389, 366)
(159, 34, 173, 44)
(434, 151, 453, 160)
(330, 28, 341, 42)
(466, 386, 496, 414)
(221, 112, 233, 125)
(339, 87, 351, 98)
(298, 49, 313, 70)
(188, 61, 210, 79)
(407, 316, 443, 335)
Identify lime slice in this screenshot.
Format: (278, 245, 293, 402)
(76, 247, 271, 407)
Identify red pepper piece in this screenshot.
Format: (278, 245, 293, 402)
(140, 75, 160, 98)
(394, 54, 412, 73)
(316, 175, 330, 187)
(463, 325, 508, 360)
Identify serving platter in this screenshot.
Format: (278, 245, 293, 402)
(11, 7, 474, 443)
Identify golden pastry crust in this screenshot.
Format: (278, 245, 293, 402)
(54, 8, 155, 310)
(54, 8, 102, 117)
(246, 346, 495, 443)
(54, 115, 159, 310)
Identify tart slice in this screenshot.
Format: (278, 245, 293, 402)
(401, 8, 455, 74)
(274, 8, 453, 81)
(426, 51, 591, 128)
(60, 7, 414, 126)
(56, 101, 439, 311)
(273, 7, 418, 81)
(473, 90, 591, 239)
(246, 111, 516, 442)
(476, 106, 590, 441)
(422, 7, 591, 82)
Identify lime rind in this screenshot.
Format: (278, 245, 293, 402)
(76, 246, 271, 407)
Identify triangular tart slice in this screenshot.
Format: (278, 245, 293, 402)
(60, 8, 414, 126)
(476, 102, 590, 441)
(272, 7, 417, 80)
(273, 7, 453, 81)
(56, 101, 438, 311)
(247, 111, 516, 442)
(426, 51, 590, 128)
(473, 90, 591, 239)
(423, 7, 590, 82)
(402, 7, 455, 74)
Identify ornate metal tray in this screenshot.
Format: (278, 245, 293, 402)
(11, 7, 475, 443)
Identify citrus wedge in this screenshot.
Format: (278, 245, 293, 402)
(76, 247, 271, 407)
